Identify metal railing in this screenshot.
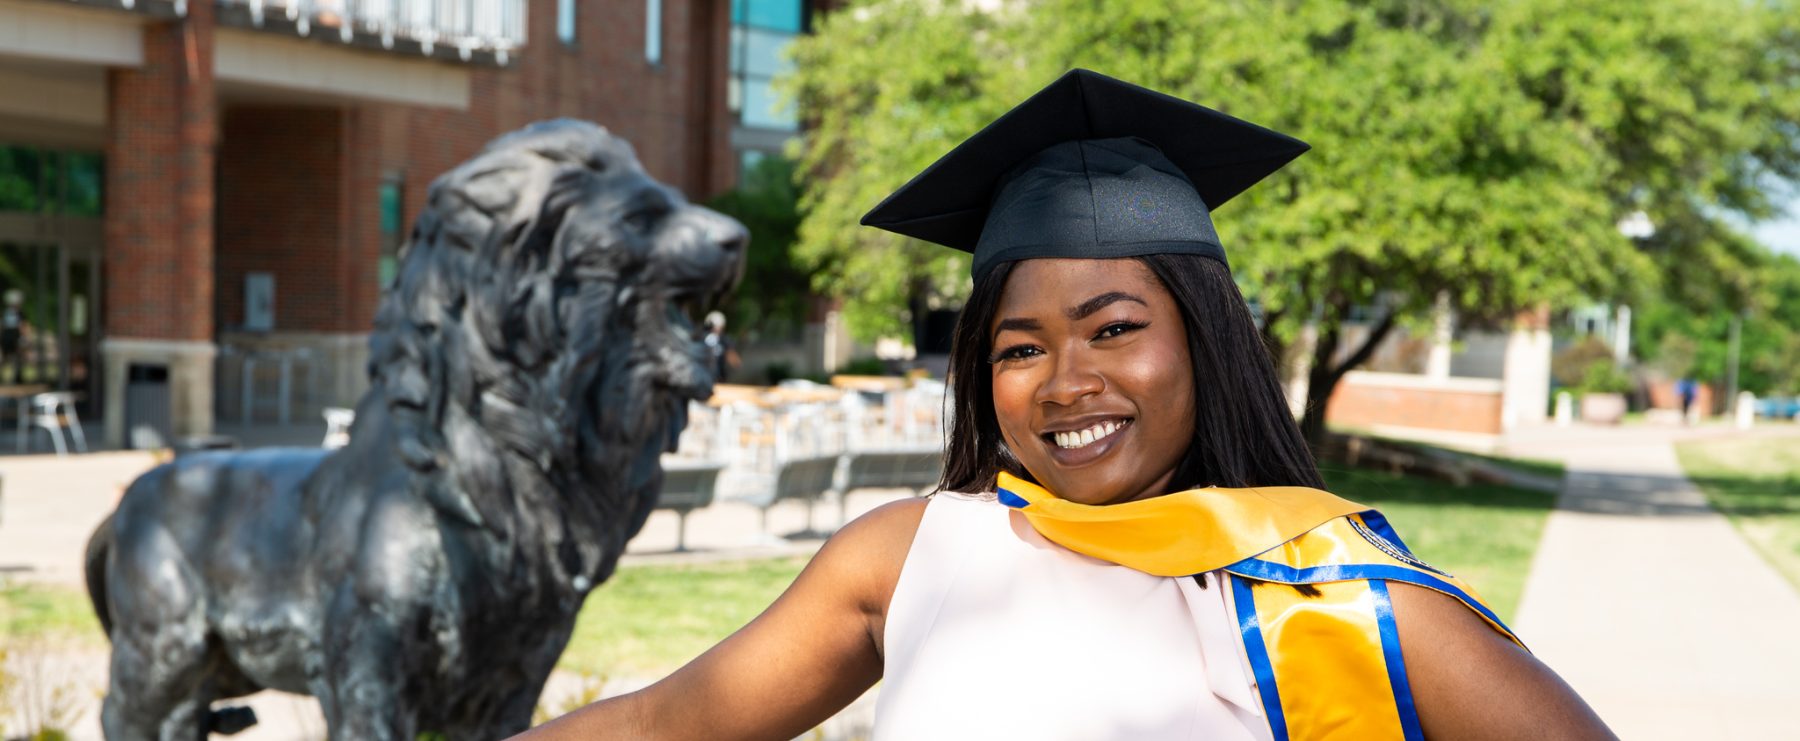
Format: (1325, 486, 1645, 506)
(220, 0, 526, 60)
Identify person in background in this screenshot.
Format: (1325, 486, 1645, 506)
(1677, 377, 1698, 425)
(2, 289, 25, 384)
(702, 311, 737, 384)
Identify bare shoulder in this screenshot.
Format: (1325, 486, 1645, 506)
(809, 497, 930, 614)
(1388, 582, 1616, 740)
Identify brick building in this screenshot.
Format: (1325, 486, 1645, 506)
(0, 0, 809, 446)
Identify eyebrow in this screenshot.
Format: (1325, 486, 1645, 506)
(991, 291, 1148, 337)
(1068, 291, 1147, 320)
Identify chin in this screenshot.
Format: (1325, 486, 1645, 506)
(1032, 468, 1159, 506)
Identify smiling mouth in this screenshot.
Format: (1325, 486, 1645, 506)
(1043, 418, 1133, 450)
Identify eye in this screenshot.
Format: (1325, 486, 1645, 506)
(1094, 321, 1148, 340)
(623, 208, 661, 234)
(988, 344, 1043, 364)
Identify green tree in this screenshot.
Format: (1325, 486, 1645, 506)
(788, 0, 1800, 444)
(706, 156, 811, 339)
(1636, 254, 1800, 395)
(786, 1, 1012, 341)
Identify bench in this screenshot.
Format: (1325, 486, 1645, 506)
(657, 460, 728, 552)
(764, 454, 842, 538)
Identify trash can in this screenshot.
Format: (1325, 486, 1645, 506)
(124, 363, 172, 450)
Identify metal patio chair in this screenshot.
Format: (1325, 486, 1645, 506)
(19, 391, 88, 456)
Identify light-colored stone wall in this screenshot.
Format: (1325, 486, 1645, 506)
(100, 338, 217, 448)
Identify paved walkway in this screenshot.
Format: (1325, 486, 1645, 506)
(1510, 424, 1800, 739)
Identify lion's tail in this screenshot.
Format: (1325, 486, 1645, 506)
(84, 512, 115, 639)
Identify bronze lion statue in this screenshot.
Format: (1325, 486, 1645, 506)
(84, 120, 746, 740)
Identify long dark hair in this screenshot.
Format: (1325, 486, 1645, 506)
(938, 253, 1325, 495)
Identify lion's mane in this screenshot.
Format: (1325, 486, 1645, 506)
(360, 121, 709, 589)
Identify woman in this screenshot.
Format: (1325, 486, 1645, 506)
(524, 70, 1613, 740)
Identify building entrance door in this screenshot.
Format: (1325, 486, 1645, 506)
(0, 212, 103, 416)
(0, 145, 106, 428)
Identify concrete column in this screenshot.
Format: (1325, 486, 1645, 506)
(103, 5, 218, 446)
(1283, 320, 1318, 419)
(1502, 305, 1553, 430)
(1613, 304, 1632, 365)
(1425, 291, 1453, 380)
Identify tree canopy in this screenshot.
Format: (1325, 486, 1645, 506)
(706, 156, 811, 340)
(786, 0, 1800, 438)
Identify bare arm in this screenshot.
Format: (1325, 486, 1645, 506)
(516, 498, 928, 740)
(1390, 583, 1616, 740)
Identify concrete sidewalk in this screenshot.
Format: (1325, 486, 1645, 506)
(1510, 426, 1800, 739)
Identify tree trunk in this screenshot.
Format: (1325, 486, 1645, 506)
(1258, 305, 1288, 375)
(1298, 308, 1401, 451)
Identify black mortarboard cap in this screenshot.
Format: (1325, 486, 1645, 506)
(860, 69, 1309, 283)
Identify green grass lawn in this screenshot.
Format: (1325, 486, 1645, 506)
(1675, 436, 1800, 590)
(1455, 450, 1566, 484)
(0, 580, 102, 646)
(1322, 467, 1557, 623)
(557, 557, 809, 679)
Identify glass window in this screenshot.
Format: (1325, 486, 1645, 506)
(646, 0, 663, 64)
(0, 147, 42, 214)
(558, 0, 576, 45)
(729, 0, 804, 131)
(741, 79, 793, 130)
(378, 177, 404, 288)
(742, 27, 792, 78)
(63, 152, 103, 217)
(732, 0, 803, 32)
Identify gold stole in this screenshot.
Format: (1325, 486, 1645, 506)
(996, 473, 1524, 741)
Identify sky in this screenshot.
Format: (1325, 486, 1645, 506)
(1751, 207, 1800, 257)
(1749, 190, 1800, 258)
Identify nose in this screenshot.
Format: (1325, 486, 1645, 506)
(705, 212, 748, 255)
(1036, 346, 1105, 407)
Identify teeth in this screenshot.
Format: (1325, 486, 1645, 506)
(1052, 419, 1130, 450)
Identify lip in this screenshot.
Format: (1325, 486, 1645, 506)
(1040, 415, 1134, 468)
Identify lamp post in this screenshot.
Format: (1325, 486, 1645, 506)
(1614, 211, 1655, 368)
(1726, 311, 1743, 411)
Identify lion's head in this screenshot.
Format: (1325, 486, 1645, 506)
(359, 120, 745, 576)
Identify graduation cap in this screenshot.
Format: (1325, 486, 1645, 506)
(860, 69, 1309, 282)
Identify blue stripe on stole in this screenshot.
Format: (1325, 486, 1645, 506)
(1229, 574, 1290, 741)
(996, 488, 1030, 508)
(1369, 579, 1426, 741)
(1222, 559, 1519, 645)
(1358, 511, 1413, 554)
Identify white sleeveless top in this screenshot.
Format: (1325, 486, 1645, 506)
(873, 491, 1272, 740)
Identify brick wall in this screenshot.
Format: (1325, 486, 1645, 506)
(105, 7, 215, 341)
(216, 107, 347, 332)
(1326, 372, 1507, 435)
(302, 0, 740, 333)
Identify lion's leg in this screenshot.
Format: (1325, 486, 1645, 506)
(315, 594, 421, 741)
(101, 530, 215, 741)
(470, 666, 557, 740)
